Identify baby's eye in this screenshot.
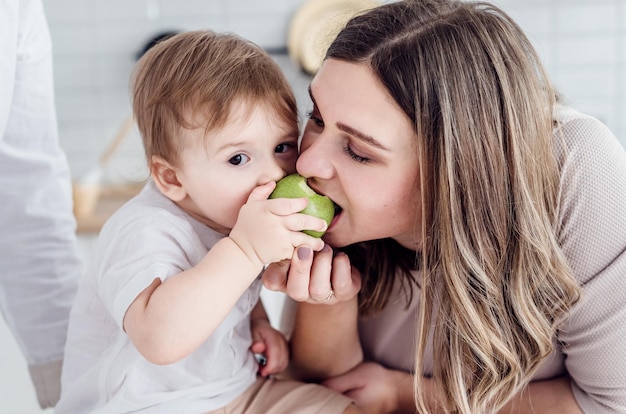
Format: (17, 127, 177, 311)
(275, 142, 296, 154)
(229, 153, 250, 166)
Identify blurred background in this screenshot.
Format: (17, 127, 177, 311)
(1, 0, 624, 412)
(42, 0, 626, 186)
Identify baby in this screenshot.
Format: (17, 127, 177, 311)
(56, 30, 356, 413)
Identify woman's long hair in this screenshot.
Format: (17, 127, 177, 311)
(329, 1, 581, 412)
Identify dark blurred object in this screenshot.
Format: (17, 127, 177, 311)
(136, 30, 179, 60)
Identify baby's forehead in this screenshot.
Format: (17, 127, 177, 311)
(180, 99, 297, 137)
(193, 95, 296, 126)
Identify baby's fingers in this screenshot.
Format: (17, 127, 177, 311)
(283, 213, 328, 237)
(267, 197, 309, 216)
(288, 231, 325, 252)
(247, 181, 277, 202)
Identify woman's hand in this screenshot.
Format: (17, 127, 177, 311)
(262, 244, 361, 304)
(323, 362, 416, 414)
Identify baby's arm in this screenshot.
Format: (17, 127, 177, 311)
(123, 182, 327, 365)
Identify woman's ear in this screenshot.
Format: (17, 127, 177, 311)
(151, 155, 187, 202)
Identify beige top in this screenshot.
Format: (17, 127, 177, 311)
(358, 106, 626, 413)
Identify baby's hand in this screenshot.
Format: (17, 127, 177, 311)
(250, 318, 288, 377)
(229, 182, 326, 267)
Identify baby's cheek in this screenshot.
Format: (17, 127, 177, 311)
(225, 198, 247, 228)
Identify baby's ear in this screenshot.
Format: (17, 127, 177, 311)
(150, 155, 186, 202)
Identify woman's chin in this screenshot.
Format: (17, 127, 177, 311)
(321, 229, 352, 249)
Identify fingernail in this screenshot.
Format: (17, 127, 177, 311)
(297, 246, 311, 260)
(322, 244, 331, 253)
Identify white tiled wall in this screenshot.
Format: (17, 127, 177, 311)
(43, 0, 625, 184)
(42, 0, 312, 185)
(496, 0, 625, 143)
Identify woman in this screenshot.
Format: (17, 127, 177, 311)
(264, 0, 626, 413)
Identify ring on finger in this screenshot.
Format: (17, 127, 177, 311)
(315, 290, 334, 302)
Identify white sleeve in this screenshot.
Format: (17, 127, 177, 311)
(0, 0, 81, 408)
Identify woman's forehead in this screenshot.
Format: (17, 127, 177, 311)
(311, 59, 416, 152)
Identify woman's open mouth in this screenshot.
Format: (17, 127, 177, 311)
(329, 201, 343, 229)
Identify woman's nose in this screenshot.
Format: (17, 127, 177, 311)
(296, 133, 334, 179)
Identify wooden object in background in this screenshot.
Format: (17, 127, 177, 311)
(74, 182, 144, 233)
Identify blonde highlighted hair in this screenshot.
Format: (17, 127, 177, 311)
(331, 0, 581, 412)
(131, 30, 298, 170)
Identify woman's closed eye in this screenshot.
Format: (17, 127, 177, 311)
(306, 109, 371, 163)
(229, 153, 250, 166)
(306, 110, 324, 128)
(343, 144, 370, 163)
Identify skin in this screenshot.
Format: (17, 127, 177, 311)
(123, 100, 328, 368)
(298, 60, 422, 251)
(264, 59, 584, 413)
(249, 302, 288, 378)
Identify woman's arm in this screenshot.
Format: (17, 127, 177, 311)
(264, 245, 363, 381)
(324, 363, 418, 413)
(289, 248, 363, 380)
(265, 248, 587, 413)
(324, 364, 583, 414)
(499, 377, 583, 414)
(327, 370, 583, 414)
(290, 298, 362, 381)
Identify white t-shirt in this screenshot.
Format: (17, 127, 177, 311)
(57, 181, 260, 414)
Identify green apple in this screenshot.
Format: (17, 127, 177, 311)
(269, 173, 335, 237)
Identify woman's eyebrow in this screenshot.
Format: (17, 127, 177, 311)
(308, 86, 390, 152)
(337, 123, 390, 151)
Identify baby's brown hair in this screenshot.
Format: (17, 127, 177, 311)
(131, 30, 298, 170)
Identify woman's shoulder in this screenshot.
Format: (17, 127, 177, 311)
(555, 105, 626, 286)
(554, 104, 625, 196)
(554, 105, 624, 159)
